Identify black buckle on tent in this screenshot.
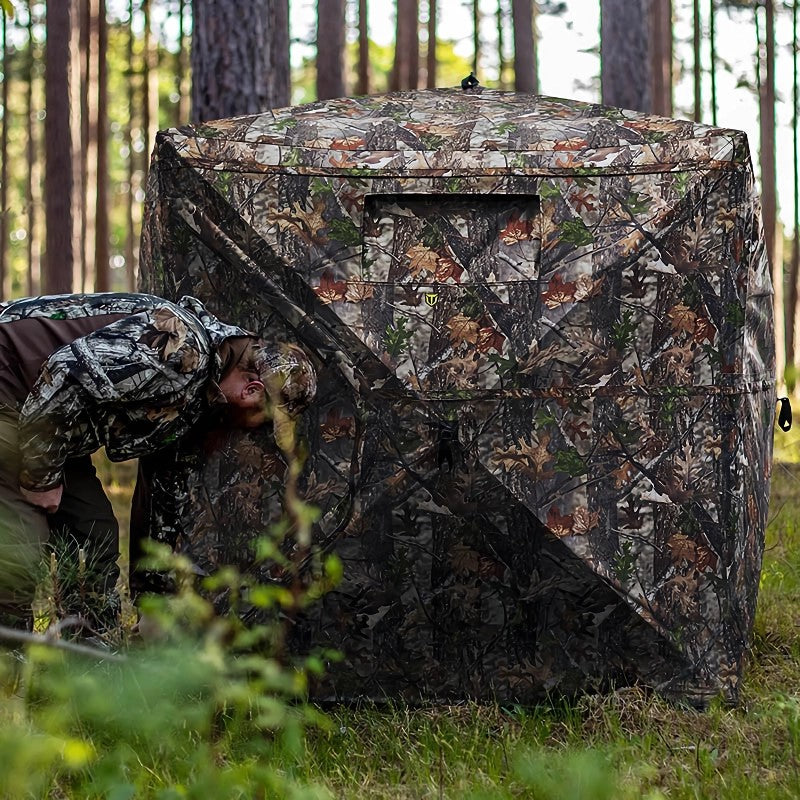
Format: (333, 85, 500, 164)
(778, 397, 793, 431)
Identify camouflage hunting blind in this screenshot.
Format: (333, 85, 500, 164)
(140, 89, 775, 706)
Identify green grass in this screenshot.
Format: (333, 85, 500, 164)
(285, 426, 800, 799)
(10, 435, 800, 799)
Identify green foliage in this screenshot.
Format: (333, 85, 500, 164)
(610, 309, 637, 350)
(384, 316, 413, 358)
(0, 399, 338, 799)
(553, 448, 588, 477)
(558, 217, 594, 247)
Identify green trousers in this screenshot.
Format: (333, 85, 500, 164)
(0, 407, 119, 618)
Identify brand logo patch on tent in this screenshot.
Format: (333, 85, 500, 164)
(424, 293, 439, 307)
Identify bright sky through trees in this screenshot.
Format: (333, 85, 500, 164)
(290, 0, 795, 231)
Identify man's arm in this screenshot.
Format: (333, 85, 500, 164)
(17, 356, 99, 498)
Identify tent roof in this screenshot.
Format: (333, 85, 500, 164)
(164, 89, 748, 176)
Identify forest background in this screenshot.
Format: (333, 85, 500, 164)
(2, 3, 800, 798)
(0, 0, 797, 386)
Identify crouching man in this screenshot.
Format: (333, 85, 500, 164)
(0, 292, 316, 622)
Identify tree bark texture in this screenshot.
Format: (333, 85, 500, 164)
(650, 0, 672, 116)
(1, 10, 9, 297)
(69, 0, 84, 292)
(709, 0, 717, 124)
(693, 0, 701, 121)
(356, 0, 370, 94)
(601, 0, 651, 112)
(790, 0, 800, 389)
(317, 0, 346, 100)
(472, 0, 480, 75)
(512, 0, 537, 93)
(95, 0, 109, 292)
(426, 0, 436, 88)
(84, 0, 99, 292)
(191, 0, 290, 122)
(390, 0, 419, 91)
(44, 0, 74, 293)
(25, 4, 41, 295)
(758, 0, 782, 382)
(126, 0, 137, 290)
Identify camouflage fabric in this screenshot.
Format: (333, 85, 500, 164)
(139, 89, 776, 706)
(0, 292, 250, 490)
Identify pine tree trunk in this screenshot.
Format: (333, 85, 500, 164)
(69, 0, 84, 291)
(693, 0, 701, 121)
(1, 10, 9, 298)
(191, 0, 290, 121)
(709, 0, 717, 124)
(84, 0, 99, 293)
(356, 0, 370, 94)
(601, 0, 652, 111)
(78, 0, 89, 290)
(25, 4, 40, 296)
(44, 0, 74, 293)
(317, 0, 346, 100)
(758, 0, 782, 384)
(95, 0, 109, 292)
(126, 0, 137, 291)
(512, 0, 537, 93)
(426, 0, 436, 88)
(390, 0, 418, 91)
(268, 0, 290, 107)
(409, 0, 419, 88)
(472, 0, 480, 76)
(175, 0, 190, 124)
(650, 0, 672, 116)
(497, 0, 505, 89)
(791, 0, 800, 391)
(142, 0, 158, 166)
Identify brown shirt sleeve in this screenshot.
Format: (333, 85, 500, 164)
(0, 313, 128, 409)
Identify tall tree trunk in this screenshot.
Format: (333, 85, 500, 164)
(791, 0, 800, 391)
(84, 0, 99, 293)
(95, 0, 109, 292)
(78, 0, 90, 290)
(25, 3, 41, 296)
(709, 0, 717, 124)
(472, 0, 480, 76)
(142, 0, 158, 168)
(601, 0, 652, 111)
(650, 0, 672, 116)
(191, 0, 290, 121)
(693, 0, 701, 121)
(757, 0, 782, 383)
(409, 0, 419, 88)
(317, 0, 346, 100)
(268, 0, 290, 107)
(176, 0, 190, 124)
(497, 0, 505, 89)
(512, 0, 537, 93)
(126, 0, 137, 291)
(356, 0, 370, 94)
(44, 0, 74, 293)
(426, 0, 436, 88)
(390, 0, 418, 91)
(1, 9, 9, 298)
(70, 0, 85, 291)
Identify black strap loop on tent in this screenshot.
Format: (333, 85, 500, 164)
(778, 397, 793, 431)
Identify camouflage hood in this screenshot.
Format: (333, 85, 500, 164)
(140, 89, 775, 706)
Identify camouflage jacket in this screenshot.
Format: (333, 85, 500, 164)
(0, 292, 251, 491)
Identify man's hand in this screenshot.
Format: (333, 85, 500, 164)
(20, 485, 63, 514)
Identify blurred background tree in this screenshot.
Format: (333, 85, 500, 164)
(0, 0, 797, 387)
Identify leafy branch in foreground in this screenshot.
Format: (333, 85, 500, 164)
(0, 384, 338, 800)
